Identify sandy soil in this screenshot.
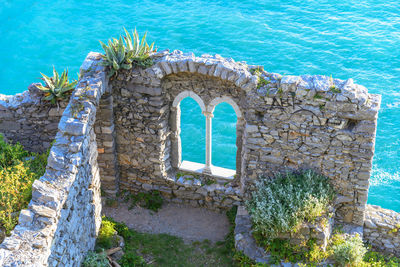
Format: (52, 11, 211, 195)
(102, 201, 230, 243)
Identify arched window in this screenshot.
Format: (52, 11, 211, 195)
(170, 91, 206, 171)
(180, 97, 205, 164)
(212, 102, 237, 170)
(206, 96, 243, 179)
(171, 93, 242, 180)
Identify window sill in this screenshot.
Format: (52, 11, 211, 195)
(179, 160, 236, 180)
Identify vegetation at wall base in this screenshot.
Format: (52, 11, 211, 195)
(100, 27, 155, 78)
(36, 67, 78, 107)
(122, 190, 164, 212)
(86, 211, 400, 267)
(91, 209, 240, 267)
(81, 251, 108, 267)
(251, 230, 400, 267)
(0, 135, 48, 235)
(246, 169, 335, 241)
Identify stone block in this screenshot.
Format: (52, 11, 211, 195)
(59, 117, 88, 136)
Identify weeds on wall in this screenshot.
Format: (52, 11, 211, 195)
(250, 67, 270, 89)
(0, 135, 48, 235)
(37, 67, 78, 109)
(329, 75, 342, 94)
(122, 190, 164, 212)
(100, 28, 155, 78)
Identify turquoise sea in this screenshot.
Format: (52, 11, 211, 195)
(0, 0, 399, 211)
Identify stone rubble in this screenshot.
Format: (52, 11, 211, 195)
(364, 205, 400, 256)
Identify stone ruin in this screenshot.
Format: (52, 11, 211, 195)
(0, 49, 397, 266)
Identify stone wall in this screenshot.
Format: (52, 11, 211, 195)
(243, 71, 381, 226)
(0, 49, 385, 264)
(0, 52, 106, 266)
(364, 205, 400, 256)
(109, 50, 381, 225)
(110, 51, 252, 210)
(95, 93, 120, 196)
(0, 85, 66, 153)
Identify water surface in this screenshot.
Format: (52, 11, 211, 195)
(0, 0, 399, 211)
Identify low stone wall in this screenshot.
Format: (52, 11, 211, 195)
(0, 85, 66, 153)
(127, 172, 242, 211)
(0, 52, 106, 266)
(235, 206, 334, 264)
(364, 205, 400, 256)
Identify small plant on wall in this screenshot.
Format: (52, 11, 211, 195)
(37, 67, 78, 109)
(99, 28, 156, 78)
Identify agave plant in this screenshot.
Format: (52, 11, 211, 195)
(37, 67, 77, 108)
(100, 35, 132, 78)
(99, 28, 155, 78)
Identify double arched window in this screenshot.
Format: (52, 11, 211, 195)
(170, 91, 243, 180)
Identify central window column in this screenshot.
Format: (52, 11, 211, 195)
(202, 111, 214, 174)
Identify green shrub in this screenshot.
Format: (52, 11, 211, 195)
(81, 251, 109, 267)
(0, 135, 48, 234)
(330, 234, 367, 267)
(37, 67, 78, 107)
(364, 250, 400, 267)
(0, 135, 30, 168)
(119, 251, 147, 267)
(96, 219, 118, 250)
(246, 170, 335, 241)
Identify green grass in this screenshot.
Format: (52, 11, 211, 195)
(97, 206, 240, 267)
(93, 212, 399, 267)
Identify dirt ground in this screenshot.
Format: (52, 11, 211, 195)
(102, 201, 230, 243)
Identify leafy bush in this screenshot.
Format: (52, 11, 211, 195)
(0, 136, 29, 168)
(37, 67, 77, 106)
(246, 170, 335, 240)
(100, 28, 155, 78)
(0, 135, 48, 234)
(363, 250, 400, 267)
(96, 219, 118, 250)
(330, 234, 367, 267)
(81, 251, 109, 267)
(119, 252, 147, 267)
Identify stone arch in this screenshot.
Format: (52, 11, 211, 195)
(207, 96, 244, 177)
(163, 72, 249, 182)
(172, 90, 206, 112)
(147, 52, 258, 183)
(207, 95, 243, 118)
(154, 51, 258, 93)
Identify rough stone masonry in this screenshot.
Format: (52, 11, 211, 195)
(109, 49, 381, 227)
(1, 49, 396, 265)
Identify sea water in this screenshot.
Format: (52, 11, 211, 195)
(0, 0, 399, 211)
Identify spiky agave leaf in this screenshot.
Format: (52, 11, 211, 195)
(39, 72, 55, 90)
